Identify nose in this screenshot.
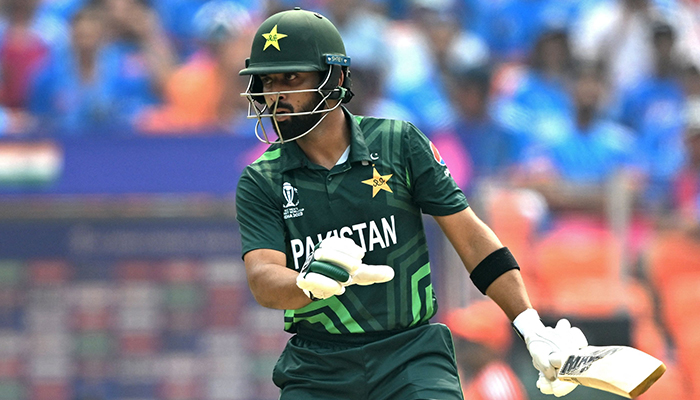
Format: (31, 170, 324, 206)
(266, 89, 286, 107)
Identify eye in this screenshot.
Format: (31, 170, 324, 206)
(284, 73, 298, 82)
(260, 76, 272, 88)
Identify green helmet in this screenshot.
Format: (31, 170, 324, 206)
(240, 8, 353, 144)
(240, 7, 350, 76)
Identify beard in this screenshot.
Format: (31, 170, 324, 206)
(272, 93, 326, 142)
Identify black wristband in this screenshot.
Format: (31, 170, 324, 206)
(469, 247, 520, 295)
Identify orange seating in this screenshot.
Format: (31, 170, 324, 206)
(535, 225, 622, 280)
(645, 231, 700, 289)
(532, 225, 632, 317)
(485, 188, 549, 308)
(485, 188, 543, 290)
(643, 232, 700, 399)
(676, 323, 700, 400)
(487, 189, 539, 256)
(656, 273, 700, 342)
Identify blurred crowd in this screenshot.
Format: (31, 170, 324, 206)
(3, 0, 700, 234)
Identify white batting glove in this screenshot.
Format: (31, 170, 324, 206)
(537, 372, 578, 397)
(296, 237, 395, 300)
(513, 309, 588, 397)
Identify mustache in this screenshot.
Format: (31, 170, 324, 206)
(270, 101, 294, 113)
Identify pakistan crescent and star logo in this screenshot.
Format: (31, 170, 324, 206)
(362, 168, 393, 198)
(262, 25, 287, 51)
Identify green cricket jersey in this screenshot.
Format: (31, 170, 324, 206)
(236, 107, 469, 335)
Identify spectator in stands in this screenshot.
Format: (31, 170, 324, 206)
(571, 0, 681, 95)
(493, 27, 575, 151)
(97, 0, 176, 127)
(149, 0, 263, 61)
(445, 300, 529, 400)
(343, 66, 413, 121)
(325, 0, 389, 71)
(136, 1, 256, 134)
(28, 5, 121, 134)
(409, 0, 489, 78)
(615, 21, 687, 214)
(376, 0, 458, 136)
(326, 0, 421, 124)
(0, 0, 49, 109)
(442, 67, 521, 197)
(0, 0, 47, 134)
(480, 0, 576, 63)
(513, 63, 639, 220)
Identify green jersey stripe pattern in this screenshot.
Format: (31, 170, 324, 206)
(236, 107, 468, 336)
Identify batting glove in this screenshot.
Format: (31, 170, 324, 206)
(296, 237, 395, 300)
(513, 309, 588, 397)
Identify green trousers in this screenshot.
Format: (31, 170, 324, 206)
(272, 323, 464, 400)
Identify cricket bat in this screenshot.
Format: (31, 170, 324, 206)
(557, 346, 666, 398)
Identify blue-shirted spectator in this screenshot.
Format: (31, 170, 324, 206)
(28, 5, 127, 134)
(494, 28, 575, 152)
(149, 0, 205, 60)
(615, 21, 686, 212)
(515, 63, 640, 216)
(481, 0, 577, 63)
(380, 0, 460, 136)
(325, 0, 389, 71)
(446, 67, 521, 195)
(135, 1, 256, 134)
(149, 0, 264, 61)
(97, 0, 176, 127)
(571, 0, 684, 96)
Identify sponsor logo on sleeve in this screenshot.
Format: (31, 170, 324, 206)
(429, 141, 446, 166)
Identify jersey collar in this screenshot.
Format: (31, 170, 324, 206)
(279, 106, 371, 172)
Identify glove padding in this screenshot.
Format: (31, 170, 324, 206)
(296, 237, 395, 300)
(513, 310, 588, 397)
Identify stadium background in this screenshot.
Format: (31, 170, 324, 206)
(0, 0, 699, 399)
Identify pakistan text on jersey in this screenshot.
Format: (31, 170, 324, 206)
(290, 215, 397, 270)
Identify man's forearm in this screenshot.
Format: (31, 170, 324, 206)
(484, 269, 533, 321)
(247, 262, 312, 310)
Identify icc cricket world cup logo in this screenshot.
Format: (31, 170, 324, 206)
(283, 182, 299, 208)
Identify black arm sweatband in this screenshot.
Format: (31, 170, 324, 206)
(469, 247, 520, 295)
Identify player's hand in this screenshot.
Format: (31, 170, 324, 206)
(296, 237, 395, 300)
(537, 371, 578, 397)
(513, 309, 588, 397)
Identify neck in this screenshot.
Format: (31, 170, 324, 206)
(296, 105, 350, 170)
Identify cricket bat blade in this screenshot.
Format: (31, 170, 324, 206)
(557, 346, 666, 398)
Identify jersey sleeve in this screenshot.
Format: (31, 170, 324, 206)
(404, 122, 469, 215)
(235, 167, 287, 257)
